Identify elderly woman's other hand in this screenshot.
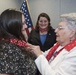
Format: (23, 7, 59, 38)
(26, 43, 42, 57)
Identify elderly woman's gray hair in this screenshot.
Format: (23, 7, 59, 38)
(60, 13, 76, 32)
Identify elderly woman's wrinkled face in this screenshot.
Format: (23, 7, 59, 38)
(55, 21, 72, 45)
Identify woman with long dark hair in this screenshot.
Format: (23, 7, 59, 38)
(0, 9, 37, 75)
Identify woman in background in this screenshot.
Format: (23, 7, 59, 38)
(28, 13, 56, 52)
(0, 9, 37, 75)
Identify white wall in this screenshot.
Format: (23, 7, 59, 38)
(0, 0, 22, 14)
(0, 0, 76, 28)
(27, 0, 60, 28)
(27, 0, 76, 28)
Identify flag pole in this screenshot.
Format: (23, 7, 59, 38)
(26, 0, 33, 26)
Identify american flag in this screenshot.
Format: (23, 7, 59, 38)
(20, 0, 34, 37)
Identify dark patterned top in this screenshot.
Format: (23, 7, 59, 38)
(0, 40, 37, 75)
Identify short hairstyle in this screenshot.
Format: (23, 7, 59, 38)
(60, 13, 76, 32)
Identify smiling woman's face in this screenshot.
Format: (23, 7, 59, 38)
(38, 17, 49, 29)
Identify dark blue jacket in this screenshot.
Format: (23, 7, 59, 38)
(28, 27, 56, 52)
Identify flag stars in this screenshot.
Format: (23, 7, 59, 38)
(22, 7, 23, 9)
(20, 0, 33, 34)
(23, 8, 25, 11)
(29, 24, 31, 26)
(23, 4, 26, 7)
(27, 22, 28, 24)
(27, 19, 30, 21)
(26, 15, 28, 17)
(25, 10, 27, 12)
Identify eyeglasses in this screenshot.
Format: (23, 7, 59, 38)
(56, 26, 66, 30)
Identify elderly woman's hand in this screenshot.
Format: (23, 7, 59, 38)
(26, 43, 42, 57)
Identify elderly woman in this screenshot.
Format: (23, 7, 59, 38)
(27, 13, 76, 75)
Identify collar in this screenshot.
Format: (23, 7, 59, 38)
(39, 27, 48, 33)
(2, 38, 27, 47)
(46, 39, 76, 61)
(65, 39, 76, 51)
